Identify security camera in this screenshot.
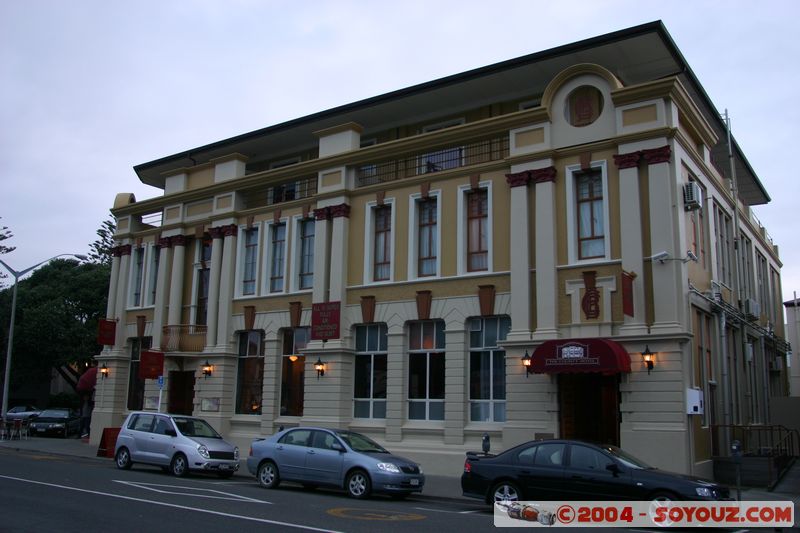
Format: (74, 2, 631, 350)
(650, 251, 670, 263)
(685, 250, 698, 263)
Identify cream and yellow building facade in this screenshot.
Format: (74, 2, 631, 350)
(92, 22, 789, 478)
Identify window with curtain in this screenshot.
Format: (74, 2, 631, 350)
(353, 324, 387, 419)
(408, 320, 446, 420)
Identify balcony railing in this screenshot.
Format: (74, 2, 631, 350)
(241, 175, 318, 210)
(356, 135, 509, 187)
(161, 325, 207, 352)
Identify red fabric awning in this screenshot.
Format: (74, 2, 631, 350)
(76, 367, 98, 392)
(530, 338, 631, 375)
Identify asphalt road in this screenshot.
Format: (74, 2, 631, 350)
(0, 447, 496, 533)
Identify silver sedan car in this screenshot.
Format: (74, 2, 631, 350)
(114, 412, 240, 478)
(247, 427, 424, 499)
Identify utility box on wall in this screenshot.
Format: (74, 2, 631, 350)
(686, 387, 704, 415)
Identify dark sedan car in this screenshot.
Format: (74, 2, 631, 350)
(29, 409, 81, 438)
(462, 439, 730, 504)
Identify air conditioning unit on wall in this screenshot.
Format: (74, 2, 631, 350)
(744, 298, 760, 319)
(683, 182, 703, 210)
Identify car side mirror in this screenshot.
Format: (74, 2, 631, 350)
(331, 441, 344, 452)
(606, 463, 621, 475)
(165, 428, 177, 437)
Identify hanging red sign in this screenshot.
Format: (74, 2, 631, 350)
(97, 319, 117, 345)
(311, 301, 341, 341)
(139, 350, 164, 380)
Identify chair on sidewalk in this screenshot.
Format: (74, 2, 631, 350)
(18, 419, 30, 440)
(0, 419, 9, 440)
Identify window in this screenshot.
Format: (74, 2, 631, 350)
(147, 244, 160, 306)
(241, 227, 259, 296)
(280, 327, 310, 417)
(467, 189, 489, 271)
(576, 170, 604, 259)
(408, 320, 446, 420)
(236, 331, 264, 414)
(569, 445, 613, 470)
(469, 316, 510, 422)
(298, 219, 315, 290)
(127, 337, 151, 411)
(756, 252, 768, 316)
(359, 138, 378, 179)
(533, 443, 565, 467)
(279, 428, 311, 446)
(693, 309, 713, 426)
(688, 179, 707, 269)
(418, 198, 438, 277)
(130, 247, 145, 307)
(714, 206, 733, 286)
(269, 223, 286, 293)
(353, 324, 387, 419)
(195, 237, 212, 325)
(373, 205, 392, 281)
(419, 119, 464, 173)
(566, 163, 609, 263)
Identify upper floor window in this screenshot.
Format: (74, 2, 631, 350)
(374, 205, 392, 281)
(297, 219, 315, 290)
(147, 245, 160, 306)
(130, 247, 145, 307)
(566, 162, 609, 263)
(236, 330, 264, 415)
(241, 227, 259, 296)
(714, 205, 733, 286)
(467, 189, 489, 271)
(269, 222, 287, 293)
(195, 236, 212, 326)
(418, 197, 438, 277)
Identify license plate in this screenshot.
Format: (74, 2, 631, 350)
(219, 464, 230, 470)
(37, 428, 45, 432)
(410, 478, 419, 486)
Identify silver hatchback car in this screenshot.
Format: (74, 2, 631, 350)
(247, 427, 424, 499)
(114, 412, 240, 478)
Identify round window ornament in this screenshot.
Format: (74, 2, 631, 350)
(565, 85, 603, 127)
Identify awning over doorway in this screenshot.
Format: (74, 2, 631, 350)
(530, 338, 631, 375)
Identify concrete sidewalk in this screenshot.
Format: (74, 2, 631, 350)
(1, 435, 799, 507)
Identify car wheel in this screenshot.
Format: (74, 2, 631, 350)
(170, 453, 189, 477)
(346, 469, 372, 499)
(650, 491, 678, 503)
(491, 481, 521, 503)
(257, 461, 280, 489)
(217, 471, 235, 479)
(115, 447, 132, 470)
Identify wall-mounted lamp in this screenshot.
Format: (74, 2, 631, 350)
(288, 355, 299, 362)
(99, 363, 109, 379)
(521, 350, 534, 377)
(202, 360, 213, 378)
(314, 357, 326, 379)
(641, 345, 655, 374)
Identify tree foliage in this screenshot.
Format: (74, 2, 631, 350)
(0, 217, 14, 287)
(88, 216, 116, 266)
(0, 259, 109, 391)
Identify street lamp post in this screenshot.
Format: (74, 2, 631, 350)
(0, 254, 87, 419)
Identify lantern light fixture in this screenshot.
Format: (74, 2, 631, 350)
(100, 363, 109, 379)
(521, 350, 533, 377)
(202, 360, 213, 378)
(314, 357, 326, 379)
(641, 345, 655, 374)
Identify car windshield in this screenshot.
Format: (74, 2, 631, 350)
(172, 417, 221, 438)
(37, 410, 67, 419)
(601, 444, 652, 469)
(336, 431, 388, 453)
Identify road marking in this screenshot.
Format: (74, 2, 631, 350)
(0, 474, 344, 532)
(413, 506, 483, 515)
(113, 480, 269, 503)
(327, 507, 425, 521)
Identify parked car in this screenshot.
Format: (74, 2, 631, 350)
(247, 427, 425, 499)
(461, 439, 731, 504)
(29, 409, 80, 437)
(114, 412, 240, 478)
(5, 405, 41, 420)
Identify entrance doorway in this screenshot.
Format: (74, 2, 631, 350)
(167, 371, 196, 415)
(559, 373, 620, 446)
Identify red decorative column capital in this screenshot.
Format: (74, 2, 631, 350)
(642, 145, 671, 165)
(222, 224, 238, 237)
(613, 151, 641, 169)
(505, 171, 531, 188)
(170, 235, 187, 247)
(313, 207, 330, 221)
(157, 237, 172, 248)
(209, 226, 226, 239)
(328, 203, 351, 219)
(115, 244, 132, 257)
(531, 166, 557, 184)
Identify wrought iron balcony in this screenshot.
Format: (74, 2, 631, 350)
(161, 325, 207, 352)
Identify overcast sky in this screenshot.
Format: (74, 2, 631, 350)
(1, 1, 798, 310)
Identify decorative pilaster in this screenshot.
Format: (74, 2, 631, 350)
(167, 235, 186, 326)
(206, 227, 224, 349)
(533, 168, 559, 339)
(216, 225, 238, 349)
